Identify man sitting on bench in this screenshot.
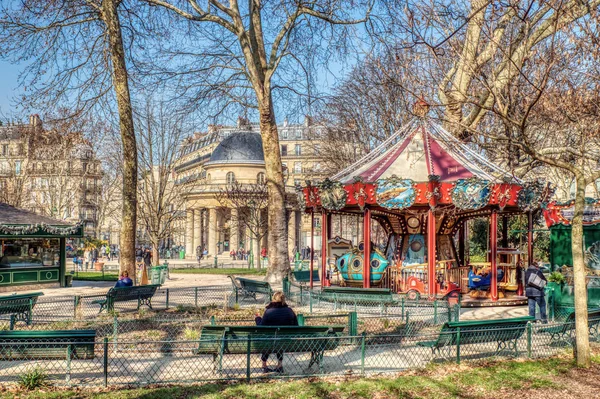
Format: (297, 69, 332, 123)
(255, 291, 298, 373)
(115, 270, 133, 288)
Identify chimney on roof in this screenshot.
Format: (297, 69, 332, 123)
(29, 114, 42, 128)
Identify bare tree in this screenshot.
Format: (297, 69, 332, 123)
(0, 0, 140, 278)
(136, 101, 193, 265)
(215, 181, 269, 269)
(138, 0, 371, 282)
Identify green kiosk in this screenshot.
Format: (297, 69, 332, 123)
(543, 198, 600, 308)
(0, 203, 83, 293)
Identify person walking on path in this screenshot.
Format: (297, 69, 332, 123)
(255, 292, 298, 373)
(525, 261, 548, 323)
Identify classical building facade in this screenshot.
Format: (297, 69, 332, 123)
(0, 116, 103, 236)
(174, 117, 326, 259)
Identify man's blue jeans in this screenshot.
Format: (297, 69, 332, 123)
(528, 296, 547, 322)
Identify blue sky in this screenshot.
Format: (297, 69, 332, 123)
(0, 61, 22, 119)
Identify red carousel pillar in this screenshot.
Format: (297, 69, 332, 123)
(363, 207, 372, 289)
(527, 211, 534, 265)
(321, 210, 330, 287)
(427, 209, 437, 298)
(310, 211, 315, 289)
(490, 210, 499, 302)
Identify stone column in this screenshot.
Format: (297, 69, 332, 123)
(193, 208, 202, 254)
(208, 208, 217, 257)
(230, 208, 239, 252)
(185, 209, 195, 259)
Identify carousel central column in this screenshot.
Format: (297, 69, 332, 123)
(310, 210, 315, 289)
(490, 210, 499, 302)
(427, 209, 437, 297)
(321, 210, 329, 287)
(363, 207, 372, 289)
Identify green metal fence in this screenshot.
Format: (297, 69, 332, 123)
(0, 320, 588, 387)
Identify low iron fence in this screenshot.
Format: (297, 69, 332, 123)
(0, 321, 584, 387)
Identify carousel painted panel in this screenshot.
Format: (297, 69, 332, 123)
(375, 176, 416, 209)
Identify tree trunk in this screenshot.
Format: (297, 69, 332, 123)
(572, 175, 590, 367)
(152, 246, 160, 267)
(257, 99, 289, 282)
(102, 0, 137, 281)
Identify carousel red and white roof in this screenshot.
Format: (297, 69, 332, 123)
(332, 119, 518, 184)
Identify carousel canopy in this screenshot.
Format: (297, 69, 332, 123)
(333, 119, 518, 184)
(302, 117, 553, 215)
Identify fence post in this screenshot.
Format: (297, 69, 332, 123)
(527, 322, 532, 358)
(210, 315, 216, 326)
(103, 337, 109, 387)
(297, 314, 305, 326)
(456, 327, 461, 364)
(348, 312, 358, 337)
(360, 334, 366, 375)
(112, 315, 118, 353)
(73, 295, 80, 319)
(282, 277, 290, 297)
(401, 297, 405, 320)
(433, 300, 438, 324)
(194, 287, 198, 308)
(309, 291, 313, 314)
(66, 344, 72, 383)
(246, 336, 252, 382)
(454, 304, 460, 322)
(165, 288, 170, 309)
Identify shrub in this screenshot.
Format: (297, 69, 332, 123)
(548, 272, 566, 284)
(18, 367, 48, 390)
(183, 327, 200, 340)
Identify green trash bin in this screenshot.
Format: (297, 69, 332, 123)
(65, 274, 73, 287)
(179, 250, 185, 259)
(150, 267, 162, 285)
(159, 265, 168, 284)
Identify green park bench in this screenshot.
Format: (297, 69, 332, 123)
(0, 330, 96, 360)
(194, 325, 345, 373)
(417, 316, 535, 359)
(283, 270, 320, 305)
(228, 276, 273, 303)
(91, 284, 160, 313)
(318, 287, 396, 309)
(539, 308, 600, 344)
(0, 292, 44, 328)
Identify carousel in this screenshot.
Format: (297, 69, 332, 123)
(300, 105, 553, 306)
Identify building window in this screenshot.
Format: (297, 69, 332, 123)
(294, 178, 301, 186)
(294, 162, 302, 174)
(281, 130, 288, 139)
(295, 144, 301, 156)
(257, 172, 266, 185)
(314, 144, 320, 155)
(226, 171, 236, 185)
(207, 173, 211, 181)
(281, 145, 287, 156)
(1, 144, 8, 156)
(15, 161, 21, 175)
(296, 129, 302, 139)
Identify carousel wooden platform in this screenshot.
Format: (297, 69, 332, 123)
(460, 295, 527, 308)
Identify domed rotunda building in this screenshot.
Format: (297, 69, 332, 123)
(176, 130, 304, 261)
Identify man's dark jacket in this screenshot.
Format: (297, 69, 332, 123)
(255, 302, 298, 326)
(525, 265, 547, 297)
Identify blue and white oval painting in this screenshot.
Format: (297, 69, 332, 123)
(375, 177, 416, 210)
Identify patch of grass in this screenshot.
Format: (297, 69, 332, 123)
(3, 355, 586, 399)
(170, 267, 267, 276)
(18, 367, 48, 390)
(73, 272, 119, 281)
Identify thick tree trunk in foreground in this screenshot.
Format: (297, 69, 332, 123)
(258, 100, 289, 282)
(572, 176, 590, 367)
(102, 0, 138, 281)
